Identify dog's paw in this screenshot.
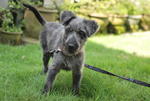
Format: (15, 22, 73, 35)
(41, 89, 48, 96)
(41, 84, 51, 95)
(41, 86, 49, 95)
(72, 88, 80, 96)
(41, 89, 47, 94)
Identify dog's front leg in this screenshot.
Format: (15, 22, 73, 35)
(72, 69, 82, 95)
(42, 67, 60, 94)
(42, 52, 64, 94)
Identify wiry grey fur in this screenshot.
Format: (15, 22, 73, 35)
(23, 4, 99, 95)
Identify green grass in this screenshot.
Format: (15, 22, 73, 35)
(0, 33, 150, 101)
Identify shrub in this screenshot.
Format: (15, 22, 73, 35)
(61, 0, 150, 15)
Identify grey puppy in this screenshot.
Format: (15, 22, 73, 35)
(23, 4, 99, 95)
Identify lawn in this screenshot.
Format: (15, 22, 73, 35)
(0, 33, 150, 101)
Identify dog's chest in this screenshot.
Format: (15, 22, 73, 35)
(63, 57, 74, 70)
(63, 56, 79, 70)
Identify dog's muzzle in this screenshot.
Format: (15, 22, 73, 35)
(67, 43, 79, 54)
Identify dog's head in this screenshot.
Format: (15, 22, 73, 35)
(60, 11, 99, 56)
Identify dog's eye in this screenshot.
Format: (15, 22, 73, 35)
(78, 31, 86, 39)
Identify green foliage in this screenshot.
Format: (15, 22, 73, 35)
(20, 0, 43, 6)
(1, 9, 22, 33)
(62, 0, 150, 15)
(2, 9, 13, 31)
(0, 1, 23, 33)
(0, 0, 43, 33)
(0, 7, 5, 12)
(8, 1, 22, 9)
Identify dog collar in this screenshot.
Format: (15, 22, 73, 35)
(48, 48, 62, 56)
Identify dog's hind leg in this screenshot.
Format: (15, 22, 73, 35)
(42, 52, 51, 74)
(42, 52, 64, 94)
(41, 33, 50, 74)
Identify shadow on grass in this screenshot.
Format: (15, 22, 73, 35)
(78, 40, 150, 99)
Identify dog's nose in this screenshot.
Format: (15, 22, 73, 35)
(68, 44, 76, 50)
(68, 43, 79, 53)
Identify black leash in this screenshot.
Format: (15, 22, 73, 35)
(49, 49, 150, 88)
(84, 64, 150, 87)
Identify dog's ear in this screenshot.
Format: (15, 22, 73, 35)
(84, 20, 99, 37)
(60, 11, 76, 25)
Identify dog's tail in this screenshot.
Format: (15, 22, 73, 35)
(23, 4, 46, 25)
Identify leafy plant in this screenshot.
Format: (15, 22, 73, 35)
(61, 0, 150, 15)
(20, 0, 43, 6)
(0, 1, 24, 33)
(0, 7, 5, 27)
(8, 1, 22, 9)
(1, 9, 22, 33)
(0, 0, 44, 33)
